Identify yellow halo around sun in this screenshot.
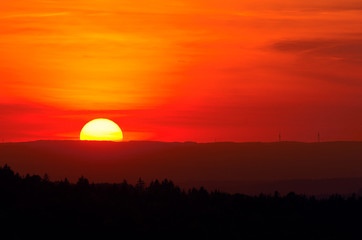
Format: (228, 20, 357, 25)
(80, 118, 123, 142)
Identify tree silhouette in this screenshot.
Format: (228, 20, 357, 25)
(0, 164, 361, 239)
(77, 176, 89, 187)
(136, 177, 145, 190)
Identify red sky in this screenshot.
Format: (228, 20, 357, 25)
(1, 0, 362, 142)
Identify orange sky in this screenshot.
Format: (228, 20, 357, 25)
(0, 0, 362, 142)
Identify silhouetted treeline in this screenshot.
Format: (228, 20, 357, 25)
(1, 165, 362, 239)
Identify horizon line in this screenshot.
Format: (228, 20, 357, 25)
(1, 139, 362, 144)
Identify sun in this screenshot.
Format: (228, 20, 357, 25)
(80, 118, 123, 142)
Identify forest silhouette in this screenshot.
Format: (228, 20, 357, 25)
(2, 141, 362, 195)
(1, 165, 362, 239)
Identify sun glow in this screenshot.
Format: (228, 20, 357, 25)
(80, 119, 123, 142)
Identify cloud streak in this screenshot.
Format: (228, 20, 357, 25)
(272, 38, 362, 61)
(0, 12, 69, 19)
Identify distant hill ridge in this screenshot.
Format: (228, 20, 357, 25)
(0, 141, 362, 195)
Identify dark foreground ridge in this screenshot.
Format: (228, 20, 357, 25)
(1, 165, 362, 239)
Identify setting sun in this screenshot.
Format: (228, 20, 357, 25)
(80, 119, 123, 142)
(1, 0, 362, 237)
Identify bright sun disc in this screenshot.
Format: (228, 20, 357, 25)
(80, 118, 123, 142)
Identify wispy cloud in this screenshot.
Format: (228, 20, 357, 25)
(271, 38, 362, 63)
(0, 12, 69, 19)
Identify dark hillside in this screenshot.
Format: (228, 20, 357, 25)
(1, 141, 362, 194)
(1, 165, 362, 239)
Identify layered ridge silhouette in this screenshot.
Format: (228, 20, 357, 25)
(1, 164, 362, 239)
(1, 141, 362, 195)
